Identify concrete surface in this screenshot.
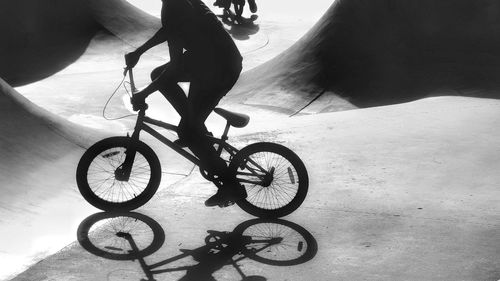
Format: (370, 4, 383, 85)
(0, 79, 193, 280)
(230, 0, 500, 113)
(0, 0, 331, 278)
(10, 96, 500, 281)
(0, 78, 97, 279)
(0, 0, 499, 280)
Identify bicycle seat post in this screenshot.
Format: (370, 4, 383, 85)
(221, 122, 231, 141)
(217, 122, 231, 155)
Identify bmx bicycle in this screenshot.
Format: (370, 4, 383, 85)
(76, 67, 308, 218)
(77, 212, 317, 281)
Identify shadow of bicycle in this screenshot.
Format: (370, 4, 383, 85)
(77, 211, 318, 281)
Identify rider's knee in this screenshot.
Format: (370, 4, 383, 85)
(150, 67, 163, 81)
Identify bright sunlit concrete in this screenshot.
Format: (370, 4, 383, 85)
(1, 0, 499, 280)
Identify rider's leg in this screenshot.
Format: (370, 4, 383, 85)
(180, 57, 241, 163)
(185, 108, 246, 207)
(233, 0, 244, 20)
(182, 67, 244, 206)
(247, 0, 257, 13)
(222, 0, 232, 9)
(151, 62, 189, 118)
(181, 82, 227, 177)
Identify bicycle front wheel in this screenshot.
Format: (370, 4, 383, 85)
(76, 137, 161, 211)
(229, 142, 309, 218)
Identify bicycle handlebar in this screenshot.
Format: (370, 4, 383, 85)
(124, 66, 149, 111)
(124, 67, 138, 94)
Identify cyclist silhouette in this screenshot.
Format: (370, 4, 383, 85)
(125, 0, 245, 207)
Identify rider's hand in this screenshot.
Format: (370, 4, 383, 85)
(131, 91, 147, 111)
(125, 51, 141, 68)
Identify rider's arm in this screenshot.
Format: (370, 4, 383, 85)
(130, 0, 188, 101)
(125, 28, 168, 68)
(136, 28, 169, 55)
(132, 37, 184, 98)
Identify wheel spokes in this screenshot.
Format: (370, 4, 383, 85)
(87, 147, 152, 203)
(238, 151, 299, 210)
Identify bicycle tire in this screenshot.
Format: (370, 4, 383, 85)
(76, 136, 161, 211)
(229, 142, 308, 218)
(77, 211, 165, 260)
(233, 218, 317, 266)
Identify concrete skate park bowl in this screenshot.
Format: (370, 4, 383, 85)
(231, 0, 500, 113)
(1, 0, 500, 280)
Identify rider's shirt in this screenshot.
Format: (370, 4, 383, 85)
(161, 0, 242, 66)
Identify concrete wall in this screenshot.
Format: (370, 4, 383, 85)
(0, 0, 99, 85)
(238, 0, 500, 110)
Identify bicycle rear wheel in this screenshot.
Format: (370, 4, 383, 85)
(229, 142, 308, 218)
(76, 137, 161, 211)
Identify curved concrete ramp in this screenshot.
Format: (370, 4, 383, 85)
(10, 96, 500, 281)
(0, 74, 192, 279)
(229, 0, 500, 114)
(0, 78, 101, 279)
(2, 0, 500, 280)
(87, 0, 162, 47)
(0, 0, 99, 86)
(0, 0, 162, 87)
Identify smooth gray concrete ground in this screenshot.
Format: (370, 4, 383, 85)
(12, 97, 500, 281)
(2, 0, 500, 280)
(0, 1, 331, 277)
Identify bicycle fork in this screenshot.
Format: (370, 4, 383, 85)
(115, 110, 145, 182)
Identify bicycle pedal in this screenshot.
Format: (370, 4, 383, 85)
(218, 200, 235, 208)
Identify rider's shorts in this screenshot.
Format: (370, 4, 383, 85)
(152, 51, 242, 120)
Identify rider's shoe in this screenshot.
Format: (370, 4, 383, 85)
(205, 180, 247, 207)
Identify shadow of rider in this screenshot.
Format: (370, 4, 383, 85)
(179, 232, 263, 281)
(77, 212, 318, 281)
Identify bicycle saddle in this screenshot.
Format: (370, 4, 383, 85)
(214, 108, 250, 128)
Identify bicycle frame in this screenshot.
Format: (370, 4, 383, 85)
(118, 68, 271, 186)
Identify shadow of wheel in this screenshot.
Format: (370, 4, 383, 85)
(77, 211, 165, 260)
(233, 218, 318, 266)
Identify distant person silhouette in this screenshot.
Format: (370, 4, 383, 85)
(125, 0, 245, 207)
(214, 0, 258, 24)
